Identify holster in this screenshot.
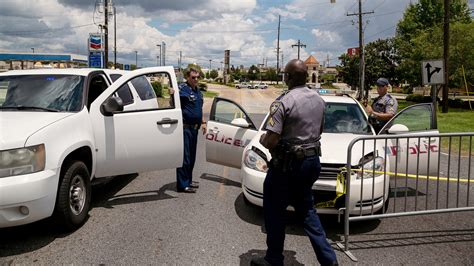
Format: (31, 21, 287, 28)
(270, 142, 322, 172)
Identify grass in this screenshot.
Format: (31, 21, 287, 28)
(397, 99, 474, 155)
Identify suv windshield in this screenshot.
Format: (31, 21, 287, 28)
(261, 101, 371, 134)
(0, 75, 85, 112)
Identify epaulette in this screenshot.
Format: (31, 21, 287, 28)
(276, 90, 290, 100)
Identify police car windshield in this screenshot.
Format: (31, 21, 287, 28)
(261, 102, 371, 134)
(0, 75, 85, 112)
(323, 102, 371, 134)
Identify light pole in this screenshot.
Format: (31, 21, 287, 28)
(31, 48, 34, 53)
(209, 59, 212, 77)
(135, 51, 137, 68)
(156, 44, 161, 66)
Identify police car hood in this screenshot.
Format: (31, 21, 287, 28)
(0, 112, 73, 150)
(249, 131, 379, 166)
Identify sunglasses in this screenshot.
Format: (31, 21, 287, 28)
(190, 76, 199, 80)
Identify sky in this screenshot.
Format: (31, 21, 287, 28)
(0, 0, 473, 69)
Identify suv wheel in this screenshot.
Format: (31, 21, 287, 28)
(53, 160, 91, 231)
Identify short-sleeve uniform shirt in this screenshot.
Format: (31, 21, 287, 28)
(372, 93, 398, 115)
(179, 82, 203, 125)
(264, 86, 325, 143)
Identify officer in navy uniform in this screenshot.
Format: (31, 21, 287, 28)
(251, 59, 338, 266)
(365, 78, 398, 133)
(176, 67, 207, 193)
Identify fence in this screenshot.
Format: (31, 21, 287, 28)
(336, 132, 474, 261)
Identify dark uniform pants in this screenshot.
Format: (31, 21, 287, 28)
(176, 127, 198, 189)
(263, 155, 337, 265)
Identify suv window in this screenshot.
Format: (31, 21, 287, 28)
(131, 76, 156, 100)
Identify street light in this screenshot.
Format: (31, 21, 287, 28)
(135, 51, 138, 68)
(156, 44, 161, 66)
(31, 48, 34, 54)
(209, 59, 212, 77)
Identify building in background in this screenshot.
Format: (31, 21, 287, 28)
(0, 52, 88, 72)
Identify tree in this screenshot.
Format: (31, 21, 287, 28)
(395, 0, 472, 87)
(336, 54, 359, 90)
(264, 68, 278, 82)
(364, 38, 400, 87)
(210, 69, 219, 79)
(247, 65, 259, 81)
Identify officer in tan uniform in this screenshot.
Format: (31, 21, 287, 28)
(251, 59, 338, 266)
(365, 78, 398, 133)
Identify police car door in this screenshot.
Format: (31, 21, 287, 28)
(206, 97, 258, 168)
(378, 103, 439, 175)
(89, 67, 183, 177)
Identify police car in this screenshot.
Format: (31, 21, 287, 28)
(205, 91, 439, 214)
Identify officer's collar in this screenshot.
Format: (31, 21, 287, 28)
(186, 81, 198, 91)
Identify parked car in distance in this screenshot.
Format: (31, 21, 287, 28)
(235, 82, 253, 89)
(254, 83, 268, 89)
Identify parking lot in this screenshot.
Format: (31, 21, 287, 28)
(1, 85, 473, 265)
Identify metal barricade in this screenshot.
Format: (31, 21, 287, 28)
(336, 132, 474, 261)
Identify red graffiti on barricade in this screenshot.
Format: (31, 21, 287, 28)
(386, 144, 438, 156)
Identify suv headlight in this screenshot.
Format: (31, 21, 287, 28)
(0, 144, 45, 178)
(243, 149, 268, 173)
(357, 156, 384, 179)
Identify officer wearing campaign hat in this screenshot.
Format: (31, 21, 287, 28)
(251, 59, 338, 266)
(365, 77, 398, 133)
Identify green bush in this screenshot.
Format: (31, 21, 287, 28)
(198, 82, 208, 91)
(405, 94, 433, 103)
(151, 81, 163, 97)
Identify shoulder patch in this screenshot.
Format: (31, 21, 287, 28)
(270, 101, 282, 115)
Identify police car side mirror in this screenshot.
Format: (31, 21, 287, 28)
(387, 124, 409, 134)
(231, 118, 250, 128)
(101, 96, 124, 116)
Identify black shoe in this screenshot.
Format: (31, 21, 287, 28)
(177, 187, 196, 193)
(189, 182, 199, 188)
(250, 257, 271, 266)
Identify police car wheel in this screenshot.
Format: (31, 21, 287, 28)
(53, 160, 91, 231)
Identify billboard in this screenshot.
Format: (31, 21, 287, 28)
(89, 52, 103, 68)
(347, 47, 359, 57)
(89, 33, 104, 52)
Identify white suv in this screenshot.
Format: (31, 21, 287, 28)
(0, 67, 183, 230)
(204, 93, 439, 214)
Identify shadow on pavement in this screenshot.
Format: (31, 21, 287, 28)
(346, 228, 474, 250)
(200, 173, 241, 188)
(92, 174, 177, 208)
(239, 249, 304, 266)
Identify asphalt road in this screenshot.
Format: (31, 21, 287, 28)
(1, 85, 473, 265)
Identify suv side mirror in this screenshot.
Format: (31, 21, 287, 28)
(387, 124, 409, 134)
(101, 96, 124, 116)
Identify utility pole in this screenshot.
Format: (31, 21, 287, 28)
(209, 59, 212, 77)
(162, 41, 166, 66)
(104, 0, 109, 68)
(135, 51, 137, 68)
(113, 5, 116, 69)
(291, 40, 306, 60)
(442, 0, 449, 113)
(179, 51, 182, 70)
(156, 44, 161, 66)
(276, 15, 281, 84)
(347, 0, 373, 100)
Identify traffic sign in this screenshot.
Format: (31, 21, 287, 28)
(422, 60, 444, 85)
(124, 64, 131, 70)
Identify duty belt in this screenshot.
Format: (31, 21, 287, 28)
(183, 123, 200, 129)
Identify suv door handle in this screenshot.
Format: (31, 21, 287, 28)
(209, 127, 220, 133)
(157, 118, 178, 125)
